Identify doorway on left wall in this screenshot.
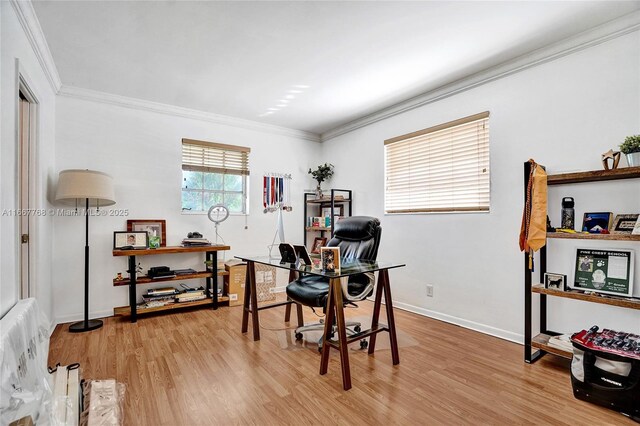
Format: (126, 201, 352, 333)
(18, 84, 37, 299)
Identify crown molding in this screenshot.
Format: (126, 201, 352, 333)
(10, 0, 62, 93)
(58, 85, 321, 142)
(321, 10, 640, 142)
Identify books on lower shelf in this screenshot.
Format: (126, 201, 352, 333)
(181, 238, 212, 246)
(547, 334, 573, 353)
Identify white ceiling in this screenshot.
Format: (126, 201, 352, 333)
(32, 1, 640, 135)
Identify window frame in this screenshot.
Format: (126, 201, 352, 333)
(384, 111, 490, 215)
(181, 139, 250, 215)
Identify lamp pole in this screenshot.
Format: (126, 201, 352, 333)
(69, 197, 103, 332)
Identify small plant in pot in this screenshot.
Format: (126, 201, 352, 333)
(620, 135, 640, 167)
(308, 163, 334, 198)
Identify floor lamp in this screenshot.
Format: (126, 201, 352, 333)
(55, 169, 115, 333)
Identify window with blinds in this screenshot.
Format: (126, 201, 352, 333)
(384, 112, 490, 214)
(181, 139, 250, 213)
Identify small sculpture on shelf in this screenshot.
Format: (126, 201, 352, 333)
(601, 149, 621, 170)
(308, 163, 334, 199)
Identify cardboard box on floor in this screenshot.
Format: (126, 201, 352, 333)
(224, 260, 246, 306)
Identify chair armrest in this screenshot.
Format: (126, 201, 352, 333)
(341, 272, 375, 302)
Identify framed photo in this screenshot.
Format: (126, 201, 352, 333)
(581, 212, 613, 233)
(544, 273, 567, 291)
(321, 246, 340, 273)
(127, 219, 166, 247)
(573, 248, 634, 297)
(113, 231, 148, 250)
(611, 214, 639, 234)
(311, 237, 327, 254)
(321, 205, 344, 218)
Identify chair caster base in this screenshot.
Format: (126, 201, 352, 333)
(360, 339, 368, 350)
(295, 332, 304, 341)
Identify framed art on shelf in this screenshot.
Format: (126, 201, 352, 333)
(544, 273, 567, 291)
(127, 219, 166, 247)
(573, 248, 634, 297)
(611, 214, 639, 234)
(581, 212, 613, 233)
(321, 205, 344, 218)
(113, 231, 148, 250)
(311, 237, 327, 254)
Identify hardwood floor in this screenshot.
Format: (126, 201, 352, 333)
(49, 301, 632, 425)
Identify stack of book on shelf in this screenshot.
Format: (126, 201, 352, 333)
(181, 237, 212, 246)
(176, 288, 206, 302)
(307, 217, 331, 228)
(142, 287, 179, 308)
(548, 334, 573, 353)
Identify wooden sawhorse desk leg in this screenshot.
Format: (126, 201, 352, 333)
(284, 270, 304, 327)
(368, 269, 400, 364)
(241, 261, 260, 341)
(241, 263, 304, 341)
(320, 277, 352, 390)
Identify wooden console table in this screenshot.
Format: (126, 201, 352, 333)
(112, 245, 230, 322)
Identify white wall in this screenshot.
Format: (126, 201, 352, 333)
(322, 31, 640, 342)
(1, 2, 56, 321)
(53, 96, 321, 323)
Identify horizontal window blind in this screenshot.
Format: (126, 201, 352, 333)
(384, 112, 490, 213)
(182, 138, 250, 176)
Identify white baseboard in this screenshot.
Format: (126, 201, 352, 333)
(392, 301, 524, 344)
(53, 309, 114, 328)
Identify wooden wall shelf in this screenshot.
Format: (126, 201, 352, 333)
(113, 244, 230, 257)
(113, 296, 230, 316)
(547, 166, 640, 185)
(113, 270, 228, 287)
(547, 232, 640, 241)
(305, 226, 331, 232)
(306, 198, 351, 204)
(531, 333, 572, 359)
(532, 284, 640, 310)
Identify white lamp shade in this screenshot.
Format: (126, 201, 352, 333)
(55, 169, 116, 207)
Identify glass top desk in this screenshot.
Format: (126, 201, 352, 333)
(235, 255, 405, 390)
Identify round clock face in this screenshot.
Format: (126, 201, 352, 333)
(208, 204, 229, 224)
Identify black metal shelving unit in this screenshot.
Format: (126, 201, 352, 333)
(303, 188, 352, 249)
(523, 163, 640, 363)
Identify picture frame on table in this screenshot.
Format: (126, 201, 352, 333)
(321, 246, 340, 273)
(113, 231, 148, 250)
(127, 219, 166, 247)
(311, 237, 327, 254)
(611, 214, 639, 234)
(544, 273, 567, 291)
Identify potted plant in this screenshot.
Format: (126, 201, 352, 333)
(620, 135, 640, 167)
(308, 163, 334, 198)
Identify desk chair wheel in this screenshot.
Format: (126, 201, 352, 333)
(360, 339, 368, 350)
(354, 325, 361, 333)
(295, 332, 304, 341)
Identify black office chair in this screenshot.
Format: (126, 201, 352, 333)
(286, 216, 382, 351)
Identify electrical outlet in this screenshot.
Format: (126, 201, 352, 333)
(426, 284, 434, 297)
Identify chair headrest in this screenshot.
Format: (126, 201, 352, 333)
(333, 216, 380, 241)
